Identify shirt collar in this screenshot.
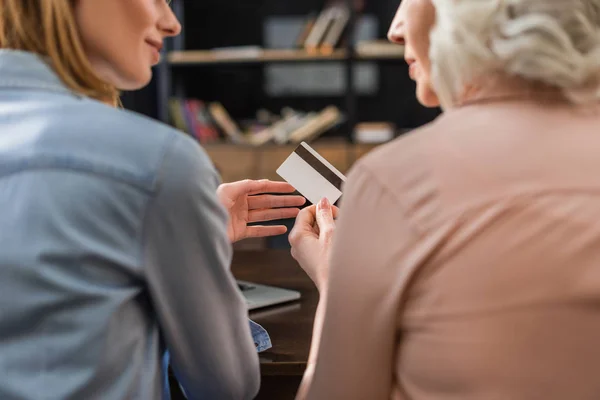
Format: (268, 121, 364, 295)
(0, 49, 80, 97)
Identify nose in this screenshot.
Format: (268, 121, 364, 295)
(388, 3, 406, 45)
(159, 6, 182, 38)
(388, 23, 405, 45)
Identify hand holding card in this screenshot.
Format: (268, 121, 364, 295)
(288, 198, 338, 292)
(276, 142, 346, 205)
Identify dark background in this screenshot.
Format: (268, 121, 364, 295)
(121, 0, 441, 130)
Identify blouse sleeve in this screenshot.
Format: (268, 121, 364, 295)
(298, 162, 422, 400)
(143, 136, 259, 400)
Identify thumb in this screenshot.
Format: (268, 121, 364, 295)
(316, 198, 335, 238)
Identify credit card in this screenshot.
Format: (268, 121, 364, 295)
(276, 142, 346, 205)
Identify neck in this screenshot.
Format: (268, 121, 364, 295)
(456, 74, 567, 108)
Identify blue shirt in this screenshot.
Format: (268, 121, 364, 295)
(0, 50, 268, 400)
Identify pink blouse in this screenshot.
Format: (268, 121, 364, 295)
(300, 100, 600, 399)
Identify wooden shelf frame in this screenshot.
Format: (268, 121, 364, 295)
(167, 48, 405, 66)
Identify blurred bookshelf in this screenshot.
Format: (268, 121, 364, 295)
(143, 0, 442, 251)
(167, 44, 404, 66)
(153, 0, 434, 160)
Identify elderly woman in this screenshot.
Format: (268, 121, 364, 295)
(290, 0, 600, 399)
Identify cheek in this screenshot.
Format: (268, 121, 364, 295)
(114, 43, 154, 89)
(416, 76, 440, 108)
(405, 5, 438, 107)
(89, 30, 151, 87)
(406, 2, 436, 78)
(408, 28, 432, 75)
(74, 0, 156, 89)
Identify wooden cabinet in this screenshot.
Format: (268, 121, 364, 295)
(205, 144, 257, 182)
(204, 141, 380, 183)
(255, 145, 297, 182)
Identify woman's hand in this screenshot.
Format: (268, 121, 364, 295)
(217, 179, 306, 243)
(289, 198, 338, 292)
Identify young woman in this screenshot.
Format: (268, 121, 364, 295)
(0, 1, 305, 399)
(290, 0, 600, 398)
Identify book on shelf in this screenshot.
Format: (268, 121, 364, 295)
(320, 6, 350, 55)
(207, 102, 248, 144)
(286, 106, 343, 143)
(169, 99, 189, 133)
(353, 122, 396, 143)
(303, 7, 336, 54)
(295, 13, 318, 49)
(188, 99, 220, 142)
(169, 98, 219, 143)
(300, 2, 351, 54)
(168, 99, 344, 146)
(245, 106, 344, 146)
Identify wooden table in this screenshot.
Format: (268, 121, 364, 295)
(232, 250, 317, 399)
(169, 250, 316, 400)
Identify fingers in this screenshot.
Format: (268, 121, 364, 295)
(248, 207, 301, 223)
(331, 205, 340, 219)
(217, 180, 253, 199)
(245, 225, 288, 238)
(288, 206, 317, 246)
(289, 205, 318, 242)
(218, 179, 297, 200)
(316, 198, 336, 243)
(296, 205, 317, 229)
(248, 194, 306, 210)
(247, 180, 297, 196)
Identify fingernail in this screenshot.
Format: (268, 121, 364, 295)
(318, 198, 330, 210)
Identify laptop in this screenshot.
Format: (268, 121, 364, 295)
(237, 280, 301, 311)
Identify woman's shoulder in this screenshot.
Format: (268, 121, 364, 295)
(54, 96, 202, 156)
(353, 102, 595, 229)
(355, 104, 506, 181)
(354, 118, 443, 186)
(351, 108, 486, 230)
(32, 96, 213, 191)
(65, 97, 181, 141)
(348, 121, 445, 230)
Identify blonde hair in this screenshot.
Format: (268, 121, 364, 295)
(430, 0, 600, 109)
(0, 0, 119, 105)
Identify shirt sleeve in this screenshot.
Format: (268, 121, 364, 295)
(142, 135, 259, 400)
(298, 162, 422, 400)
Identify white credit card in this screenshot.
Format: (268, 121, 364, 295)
(276, 142, 346, 205)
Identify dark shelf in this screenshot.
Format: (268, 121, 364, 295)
(152, 0, 437, 142)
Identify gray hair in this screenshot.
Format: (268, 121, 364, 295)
(430, 0, 600, 108)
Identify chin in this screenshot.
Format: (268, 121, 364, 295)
(416, 84, 441, 109)
(114, 69, 153, 91)
(91, 60, 154, 92)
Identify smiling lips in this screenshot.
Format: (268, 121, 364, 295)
(146, 39, 163, 52)
(406, 59, 418, 80)
(146, 39, 163, 64)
